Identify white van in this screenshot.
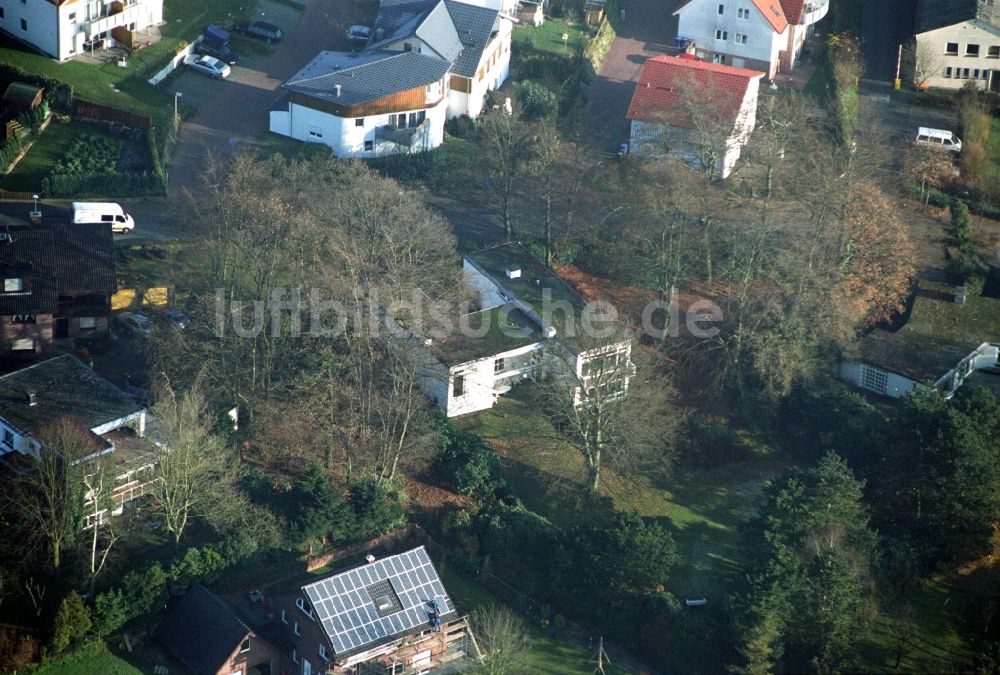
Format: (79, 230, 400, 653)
(915, 127, 962, 153)
(71, 202, 135, 233)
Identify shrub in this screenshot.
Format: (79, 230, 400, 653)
(290, 463, 352, 545)
(53, 134, 123, 175)
(950, 199, 973, 252)
(516, 81, 559, 120)
(120, 562, 167, 616)
(0, 626, 39, 671)
(435, 429, 504, 497)
(964, 274, 985, 297)
(92, 589, 129, 637)
(349, 476, 407, 538)
(49, 591, 91, 654)
(0, 137, 24, 170)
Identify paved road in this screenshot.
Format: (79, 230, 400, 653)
(583, 0, 678, 153)
(167, 0, 349, 200)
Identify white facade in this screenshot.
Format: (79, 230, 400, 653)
(270, 94, 448, 158)
(915, 20, 1000, 91)
(629, 70, 761, 179)
(675, 0, 787, 78)
(0, 0, 164, 61)
(839, 343, 1000, 399)
(0, 416, 39, 458)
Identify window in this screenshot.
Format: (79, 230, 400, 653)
(10, 339, 34, 352)
(974, 68, 980, 78)
(494, 357, 505, 373)
(3, 428, 14, 448)
(20, 18, 27, 31)
(712, 54, 726, 64)
(946, 42, 958, 55)
(984, 69, 990, 80)
(319, 644, 329, 661)
(860, 365, 888, 395)
(735, 33, 747, 44)
(945, 66, 953, 77)
(4, 278, 23, 292)
(718, 3, 724, 13)
(294, 621, 301, 636)
(989, 46, 1000, 58)
(292, 649, 299, 664)
(0, 8, 4, 18)
(963, 67, 971, 78)
(308, 129, 323, 139)
(737, 7, 750, 18)
(355, 118, 364, 127)
(715, 29, 728, 40)
(403, 42, 412, 51)
(68, 11, 76, 21)
(79, 317, 97, 330)
(281, 609, 288, 624)
(364, 140, 373, 151)
(297, 597, 315, 620)
(967, 44, 980, 57)
(452, 374, 465, 397)
(240, 638, 250, 654)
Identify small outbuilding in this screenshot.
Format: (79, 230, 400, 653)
(2, 82, 44, 111)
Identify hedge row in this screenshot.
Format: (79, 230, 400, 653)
(41, 170, 164, 198)
(0, 136, 25, 171)
(0, 63, 73, 112)
(906, 180, 1000, 220)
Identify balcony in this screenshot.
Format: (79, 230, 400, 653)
(800, 0, 829, 26)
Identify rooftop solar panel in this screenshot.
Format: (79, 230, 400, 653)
(300, 546, 458, 660)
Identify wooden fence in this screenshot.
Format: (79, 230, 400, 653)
(0, 189, 35, 201)
(73, 98, 152, 129)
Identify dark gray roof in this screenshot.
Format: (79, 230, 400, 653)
(153, 585, 253, 675)
(0, 222, 115, 316)
(302, 546, 458, 660)
(369, 0, 499, 77)
(0, 355, 143, 435)
(916, 0, 1000, 33)
(285, 50, 452, 106)
(0, 228, 57, 315)
(445, 0, 501, 77)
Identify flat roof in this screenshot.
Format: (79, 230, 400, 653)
(465, 244, 626, 352)
(426, 303, 543, 366)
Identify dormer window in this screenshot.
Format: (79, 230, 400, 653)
(4, 278, 23, 292)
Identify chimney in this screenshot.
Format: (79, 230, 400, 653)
(955, 285, 967, 305)
(334, 83, 342, 97)
(506, 265, 521, 279)
(25, 388, 37, 407)
(365, 554, 377, 564)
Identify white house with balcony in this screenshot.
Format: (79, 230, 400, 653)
(913, 0, 1000, 91)
(270, 0, 511, 156)
(412, 244, 634, 417)
(838, 280, 1000, 399)
(0, 0, 163, 61)
(673, 0, 827, 79)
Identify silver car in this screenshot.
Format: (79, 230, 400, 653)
(184, 54, 231, 79)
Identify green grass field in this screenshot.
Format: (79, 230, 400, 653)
(35, 642, 142, 675)
(512, 20, 592, 58)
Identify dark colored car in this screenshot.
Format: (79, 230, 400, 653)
(196, 25, 239, 65)
(234, 20, 284, 43)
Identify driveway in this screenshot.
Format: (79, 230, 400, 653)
(166, 0, 353, 201)
(584, 0, 679, 153)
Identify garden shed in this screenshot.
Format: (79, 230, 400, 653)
(2, 82, 45, 112)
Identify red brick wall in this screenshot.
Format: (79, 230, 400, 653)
(215, 633, 280, 675)
(0, 314, 53, 352)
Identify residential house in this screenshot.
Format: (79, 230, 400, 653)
(269, 546, 477, 673)
(838, 280, 1000, 399)
(0, 354, 154, 524)
(412, 243, 634, 417)
(154, 584, 280, 675)
(673, 0, 826, 79)
(270, 0, 512, 156)
(626, 55, 764, 179)
(0, 221, 116, 356)
(0, 0, 164, 61)
(914, 0, 1000, 91)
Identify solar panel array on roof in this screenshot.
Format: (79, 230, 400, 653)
(302, 546, 458, 660)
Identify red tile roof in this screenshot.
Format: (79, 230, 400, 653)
(779, 0, 805, 24)
(674, 0, 788, 32)
(626, 55, 764, 128)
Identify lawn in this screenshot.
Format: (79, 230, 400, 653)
(454, 389, 779, 600)
(35, 641, 142, 675)
(0, 0, 253, 118)
(0, 119, 147, 192)
(512, 20, 592, 58)
(437, 562, 633, 674)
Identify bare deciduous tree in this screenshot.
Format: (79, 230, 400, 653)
(464, 604, 530, 675)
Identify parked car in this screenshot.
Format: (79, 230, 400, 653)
(184, 54, 231, 79)
(196, 25, 239, 65)
(234, 20, 284, 43)
(118, 312, 153, 336)
(162, 307, 189, 329)
(346, 25, 372, 45)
